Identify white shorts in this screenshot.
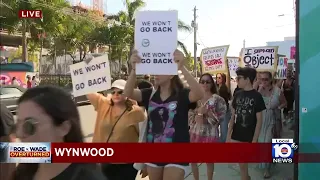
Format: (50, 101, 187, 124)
(145, 163, 189, 175)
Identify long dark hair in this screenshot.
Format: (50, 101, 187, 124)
(217, 73, 231, 100)
(199, 73, 218, 94)
(11, 86, 84, 180)
(169, 75, 184, 94)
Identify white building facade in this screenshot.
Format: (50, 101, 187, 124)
(266, 36, 295, 61)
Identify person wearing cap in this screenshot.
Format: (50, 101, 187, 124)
(86, 79, 146, 180)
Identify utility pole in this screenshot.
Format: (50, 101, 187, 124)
(192, 6, 198, 77)
(243, 39, 246, 48)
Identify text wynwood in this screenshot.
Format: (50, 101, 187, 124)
(140, 21, 173, 32)
(141, 52, 173, 64)
(72, 62, 108, 90)
(243, 48, 275, 68)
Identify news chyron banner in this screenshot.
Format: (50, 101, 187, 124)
(0, 142, 51, 163)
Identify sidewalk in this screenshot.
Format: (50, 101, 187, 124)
(136, 125, 294, 180)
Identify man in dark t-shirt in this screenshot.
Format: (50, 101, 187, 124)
(227, 67, 265, 180)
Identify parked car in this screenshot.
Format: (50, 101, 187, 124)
(0, 85, 26, 113)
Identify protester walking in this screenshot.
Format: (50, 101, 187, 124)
(0, 103, 16, 180)
(124, 49, 203, 180)
(189, 73, 227, 180)
(12, 86, 106, 180)
(281, 69, 295, 125)
(257, 72, 287, 178)
(216, 73, 231, 142)
(87, 79, 146, 180)
(227, 67, 266, 180)
(26, 76, 32, 89)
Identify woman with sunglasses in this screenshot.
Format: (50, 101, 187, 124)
(123, 49, 203, 180)
(87, 79, 146, 180)
(216, 73, 231, 142)
(12, 86, 106, 180)
(257, 72, 286, 179)
(189, 73, 227, 180)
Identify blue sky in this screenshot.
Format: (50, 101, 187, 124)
(81, 0, 295, 57)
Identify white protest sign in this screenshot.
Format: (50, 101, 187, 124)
(227, 57, 239, 77)
(135, 11, 178, 75)
(275, 57, 288, 79)
(69, 54, 111, 97)
(240, 46, 278, 71)
(201, 45, 229, 73)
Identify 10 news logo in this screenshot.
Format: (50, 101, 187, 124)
(272, 138, 298, 163)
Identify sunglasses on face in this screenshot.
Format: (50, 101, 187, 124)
(200, 80, 211, 84)
(14, 118, 38, 137)
(110, 90, 123, 95)
(217, 76, 222, 79)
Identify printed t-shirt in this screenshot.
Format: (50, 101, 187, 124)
(51, 163, 106, 180)
(140, 88, 194, 143)
(231, 89, 266, 142)
(87, 93, 146, 143)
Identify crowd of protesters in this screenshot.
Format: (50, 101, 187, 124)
(0, 49, 295, 180)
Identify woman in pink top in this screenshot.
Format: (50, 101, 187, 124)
(189, 73, 227, 180)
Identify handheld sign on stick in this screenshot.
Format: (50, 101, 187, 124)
(240, 46, 279, 72)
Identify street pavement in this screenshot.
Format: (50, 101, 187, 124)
(75, 105, 294, 180)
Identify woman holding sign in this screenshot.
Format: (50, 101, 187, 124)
(86, 79, 146, 180)
(124, 50, 204, 180)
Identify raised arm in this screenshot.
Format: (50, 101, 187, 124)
(123, 50, 143, 102)
(175, 50, 204, 102)
(86, 93, 107, 111)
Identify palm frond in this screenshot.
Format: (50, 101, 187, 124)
(178, 41, 188, 55)
(178, 20, 192, 32)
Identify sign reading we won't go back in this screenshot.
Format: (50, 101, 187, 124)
(135, 11, 178, 75)
(240, 46, 278, 71)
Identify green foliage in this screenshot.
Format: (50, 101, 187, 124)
(0, 0, 192, 74)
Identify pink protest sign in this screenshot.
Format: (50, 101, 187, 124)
(290, 46, 296, 59)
